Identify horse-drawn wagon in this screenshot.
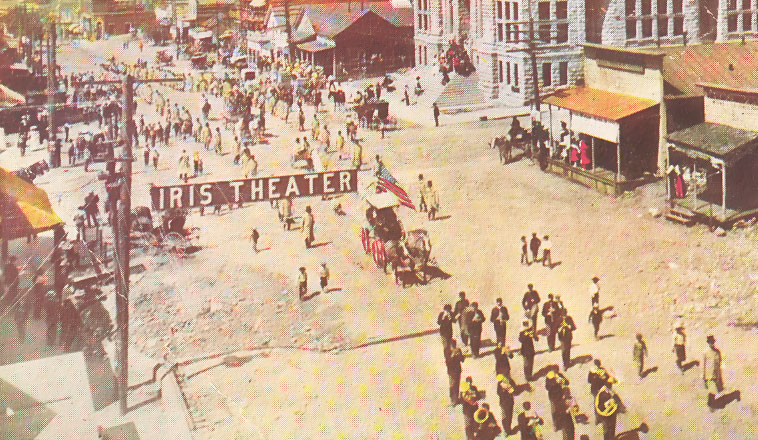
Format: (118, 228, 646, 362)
(352, 100, 397, 132)
(131, 207, 199, 257)
(361, 189, 432, 286)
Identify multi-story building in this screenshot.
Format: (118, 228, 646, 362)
(415, 0, 758, 105)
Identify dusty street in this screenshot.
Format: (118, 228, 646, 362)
(3, 37, 757, 439)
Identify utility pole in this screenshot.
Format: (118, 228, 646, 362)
(114, 74, 134, 415)
(283, 0, 294, 59)
(525, 0, 540, 112)
(47, 21, 57, 166)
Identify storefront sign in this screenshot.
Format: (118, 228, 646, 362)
(151, 169, 358, 210)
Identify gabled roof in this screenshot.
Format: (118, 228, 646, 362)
(543, 87, 658, 122)
(638, 41, 758, 97)
(296, 1, 411, 40)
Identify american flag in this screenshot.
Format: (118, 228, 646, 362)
(376, 162, 416, 210)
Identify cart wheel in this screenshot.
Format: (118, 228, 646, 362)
(137, 232, 159, 252)
(361, 228, 370, 254)
(164, 232, 188, 257)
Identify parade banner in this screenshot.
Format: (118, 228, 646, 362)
(150, 169, 358, 210)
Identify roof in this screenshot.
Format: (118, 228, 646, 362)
(542, 87, 658, 122)
(637, 41, 758, 97)
(0, 167, 63, 239)
(0, 84, 25, 109)
(296, 39, 336, 52)
(667, 122, 758, 162)
(296, 1, 411, 40)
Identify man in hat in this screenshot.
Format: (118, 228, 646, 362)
(529, 233, 541, 263)
(319, 263, 329, 293)
(427, 181, 440, 221)
(473, 402, 501, 440)
(520, 236, 530, 265)
(703, 334, 723, 408)
(460, 377, 481, 439)
(589, 304, 604, 339)
(491, 297, 509, 347)
(2, 256, 20, 304)
(445, 339, 465, 404)
(468, 302, 486, 357)
(417, 174, 428, 212)
(541, 235, 552, 267)
(545, 370, 569, 432)
(497, 373, 516, 434)
(438, 304, 455, 349)
(589, 276, 600, 307)
(673, 322, 687, 371)
(522, 284, 540, 337)
(298, 267, 308, 300)
(454, 291, 470, 346)
(302, 206, 315, 248)
(519, 320, 537, 381)
(494, 342, 512, 377)
(517, 401, 543, 440)
(178, 149, 191, 182)
(542, 293, 560, 351)
(558, 311, 577, 371)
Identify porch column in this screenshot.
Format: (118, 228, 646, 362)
(616, 142, 621, 182)
(722, 162, 727, 218)
(591, 137, 595, 170)
(333, 48, 337, 79)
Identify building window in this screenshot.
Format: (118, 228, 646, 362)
(728, 14, 738, 31)
(658, 0, 668, 37)
(673, 0, 682, 13)
(556, 1, 567, 19)
(507, 61, 511, 84)
(627, 19, 637, 38)
(497, 1, 505, 42)
(499, 60, 504, 82)
(642, 18, 653, 37)
(559, 61, 568, 85)
(542, 62, 552, 86)
(673, 16, 684, 34)
(743, 0, 752, 30)
(538, 1, 550, 20)
(557, 23, 568, 42)
(424, 46, 428, 64)
(539, 24, 551, 43)
(514, 63, 519, 87)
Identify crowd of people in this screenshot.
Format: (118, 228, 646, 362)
(437, 270, 732, 439)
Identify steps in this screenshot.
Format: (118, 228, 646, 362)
(665, 206, 696, 226)
(433, 71, 494, 114)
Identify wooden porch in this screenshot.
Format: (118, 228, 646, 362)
(546, 159, 658, 197)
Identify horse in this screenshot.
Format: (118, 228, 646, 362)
(490, 135, 513, 164)
(328, 90, 346, 110)
(383, 229, 432, 287)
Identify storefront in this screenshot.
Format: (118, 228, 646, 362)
(542, 86, 659, 196)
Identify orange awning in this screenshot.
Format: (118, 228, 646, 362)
(543, 87, 657, 122)
(0, 167, 63, 240)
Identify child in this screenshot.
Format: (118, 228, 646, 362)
(633, 333, 649, 378)
(588, 304, 603, 339)
(319, 263, 329, 293)
(298, 267, 307, 300)
(250, 228, 260, 253)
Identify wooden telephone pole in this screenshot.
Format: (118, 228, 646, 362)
(47, 22, 57, 165)
(117, 74, 133, 415)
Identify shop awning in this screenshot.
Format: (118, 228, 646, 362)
(0, 167, 63, 240)
(543, 87, 657, 122)
(188, 28, 213, 40)
(296, 39, 336, 53)
(0, 84, 26, 109)
(667, 122, 758, 164)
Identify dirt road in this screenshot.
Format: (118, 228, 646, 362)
(8, 37, 756, 439)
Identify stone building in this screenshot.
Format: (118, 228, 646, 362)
(415, 0, 758, 105)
